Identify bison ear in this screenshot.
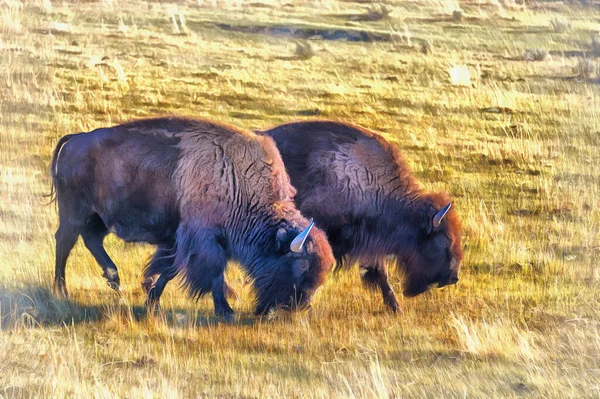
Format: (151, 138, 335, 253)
(275, 228, 288, 252)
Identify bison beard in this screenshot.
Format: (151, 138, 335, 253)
(257, 120, 464, 313)
(50, 117, 333, 317)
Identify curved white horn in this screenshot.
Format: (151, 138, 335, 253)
(433, 203, 452, 227)
(290, 218, 314, 253)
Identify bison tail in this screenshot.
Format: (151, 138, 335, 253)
(45, 134, 77, 205)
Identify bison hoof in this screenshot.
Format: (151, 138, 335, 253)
(384, 293, 401, 313)
(53, 282, 69, 299)
(218, 312, 237, 324)
(107, 281, 121, 292)
(215, 308, 236, 322)
(141, 278, 154, 294)
(103, 268, 120, 287)
(387, 302, 402, 313)
(145, 300, 161, 315)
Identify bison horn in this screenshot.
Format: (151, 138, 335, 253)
(433, 203, 452, 228)
(290, 218, 315, 253)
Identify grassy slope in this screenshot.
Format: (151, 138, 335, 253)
(1, 0, 599, 397)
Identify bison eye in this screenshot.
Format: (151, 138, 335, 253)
(294, 259, 309, 274)
(298, 260, 309, 271)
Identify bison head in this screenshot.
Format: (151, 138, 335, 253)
(401, 194, 463, 297)
(253, 218, 334, 315)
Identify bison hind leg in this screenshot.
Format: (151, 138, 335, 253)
(54, 222, 81, 298)
(360, 266, 382, 290)
(174, 225, 233, 318)
(54, 192, 93, 298)
(359, 262, 401, 313)
(80, 214, 121, 291)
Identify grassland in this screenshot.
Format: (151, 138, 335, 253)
(1, 0, 599, 397)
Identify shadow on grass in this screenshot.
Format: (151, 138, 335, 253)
(145, 307, 261, 328)
(0, 284, 102, 329)
(0, 284, 260, 330)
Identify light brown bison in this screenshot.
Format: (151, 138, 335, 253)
(50, 117, 334, 317)
(258, 121, 463, 312)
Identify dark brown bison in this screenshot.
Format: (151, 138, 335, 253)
(50, 117, 334, 317)
(257, 121, 463, 312)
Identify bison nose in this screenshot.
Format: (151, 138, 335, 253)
(450, 276, 459, 285)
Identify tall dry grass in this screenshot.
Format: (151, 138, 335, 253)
(1, 0, 599, 397)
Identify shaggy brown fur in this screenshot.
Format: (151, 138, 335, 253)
(50, 117, 334, 317)
(258, 120, 463, 312)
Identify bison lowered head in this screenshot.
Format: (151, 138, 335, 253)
(400, 194, 463, 297)
(253, 219, 334, 315)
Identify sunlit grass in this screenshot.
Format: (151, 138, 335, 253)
(1, 0, 599, 397)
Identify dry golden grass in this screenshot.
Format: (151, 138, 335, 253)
(1, 0, 599, 397)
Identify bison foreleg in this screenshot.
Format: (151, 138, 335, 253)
(143, 246, 178, 312)
(81, 214, 121, 291)
(175, 225, 232, 318)
(211, 273, 234, 320)
(359, 262, 400, 313)
(143, 274, 171, 313)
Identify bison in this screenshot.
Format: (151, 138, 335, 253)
(256, 121, 463, 312)
(50, 117, 334, 317)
